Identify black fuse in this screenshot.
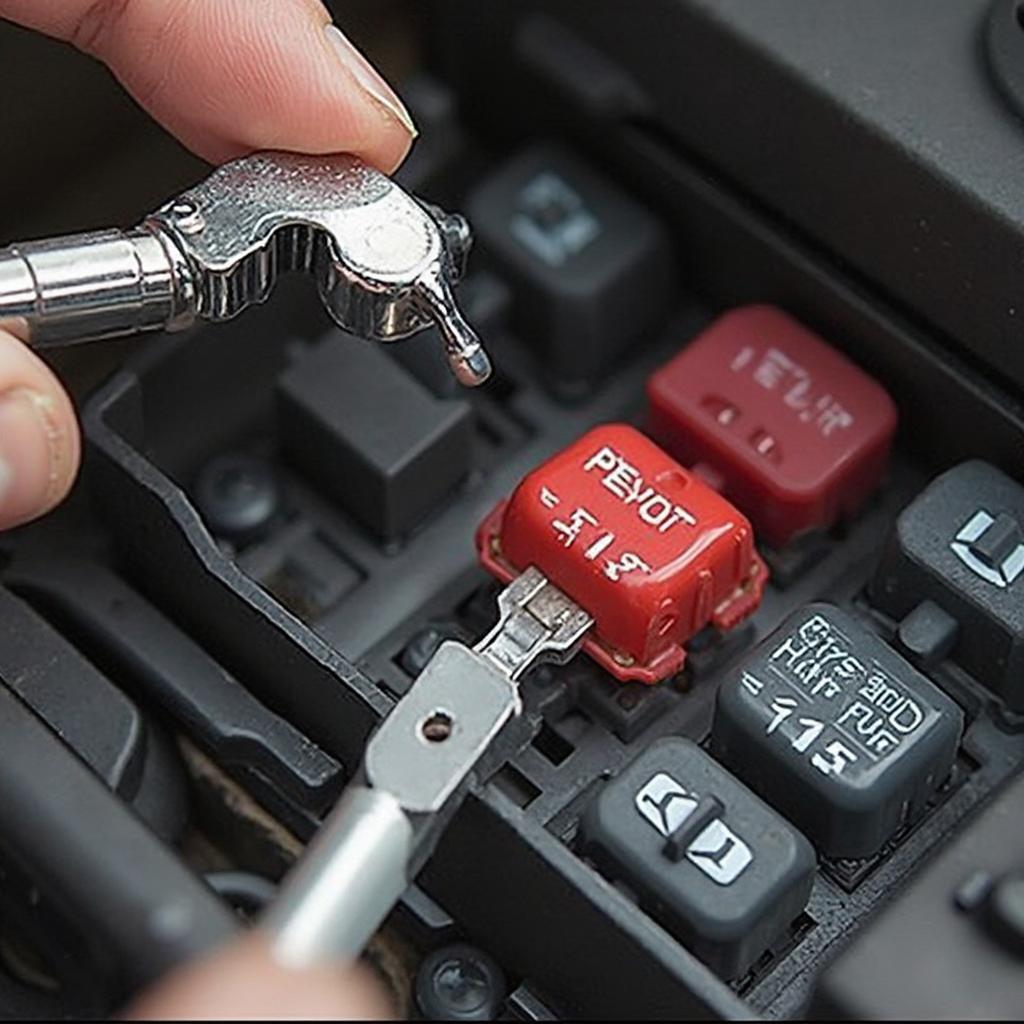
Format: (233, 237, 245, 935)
(579, 737, 815, 979)
(712, 603, 963, 859)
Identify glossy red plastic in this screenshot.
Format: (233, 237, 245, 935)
(647, 305, 898, 548)
(477, 423, 766, 683)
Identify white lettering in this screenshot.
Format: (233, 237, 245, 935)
(539, 486, 560, 509)
(603, 551, 652, 582)
(552, 506, 597, 548)
(581, 445, 697, 532)
(584, 532, 615, 561)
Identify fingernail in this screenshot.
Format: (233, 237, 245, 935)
(324, 24, 418, 138)
(0, 388, 62, 526)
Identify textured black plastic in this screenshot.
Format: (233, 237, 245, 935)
(72, 133, 1024, 1019)
(986, 0, 1024, 124)
(467, 142, 674, 387)
(434, 0, 1024, 396)
(0, 687, 237, 1002)
(579, 737, 815, 979)
(278, 338, 474, 541)
(871, 461, 1024, 711)
(811, 771, 1024, 1018)
(4, 5, 1024, 1016)
(10, 561, 344, 834)
(712, 604, 963, 859)
(0, 586, 145, 798)
(430, 0, 1024, 476)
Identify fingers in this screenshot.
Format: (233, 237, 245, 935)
(0, 0, 416, 171)
(122, 933, 393, 1021)
(0, 331, 79, 530)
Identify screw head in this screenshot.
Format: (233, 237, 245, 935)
(415, 943, 506, 1021)
(194, 453, 281, 545)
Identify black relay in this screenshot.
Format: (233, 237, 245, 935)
(712, 604, 963, 859)
(277, 337, 474, 542)
(579, 737, 815, 980)
(871, 460, 1024, 711)
(467, 142, 673, 387)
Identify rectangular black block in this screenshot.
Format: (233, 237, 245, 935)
(277, 336, 474, 541)
(467, 142, 674, 387)
(871, 460, 1024, 711)
(712, 603, 963, 859)
(579, 737, 815, 979)
(811, 772, 1024, 1020)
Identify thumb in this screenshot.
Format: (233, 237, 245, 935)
(122, 933, 393, 1021)
(0, 331, 79, 530)
(0, 0, 416, 170)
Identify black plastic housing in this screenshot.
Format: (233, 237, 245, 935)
(4, 3, 1024, 1018)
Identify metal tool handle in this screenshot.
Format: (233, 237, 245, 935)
(0, 228, 193, 347)
(262, 786, 413, 965)
(262, 642, 521, 969)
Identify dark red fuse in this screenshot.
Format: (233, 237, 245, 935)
(477, 424, 767, 683)
(647, 305, 898, 548)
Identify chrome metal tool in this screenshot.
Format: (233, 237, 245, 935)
(263, 567, 593, 965)
(0, 151, 491, 386)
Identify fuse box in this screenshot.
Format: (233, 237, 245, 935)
(2, 2, 1024, 1019)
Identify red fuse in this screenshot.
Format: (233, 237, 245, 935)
(477, 424, 767, 683)
(647, 305, 897, 548)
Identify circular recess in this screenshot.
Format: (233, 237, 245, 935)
(414, 943, 507, 1021)
(986, 0, 1024, 123)
(420, 711, 454, 743)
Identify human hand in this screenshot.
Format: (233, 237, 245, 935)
(122, 934, 392, 1020)
(0, 1, 413, 1015)
(0, 0, 415, 535)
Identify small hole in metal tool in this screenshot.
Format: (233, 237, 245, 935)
(421, 711, 454, 743)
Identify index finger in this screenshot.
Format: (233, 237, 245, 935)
(0, 0, 416, 170)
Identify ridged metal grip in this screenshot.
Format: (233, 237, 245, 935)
(0, 152, 491, 386)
